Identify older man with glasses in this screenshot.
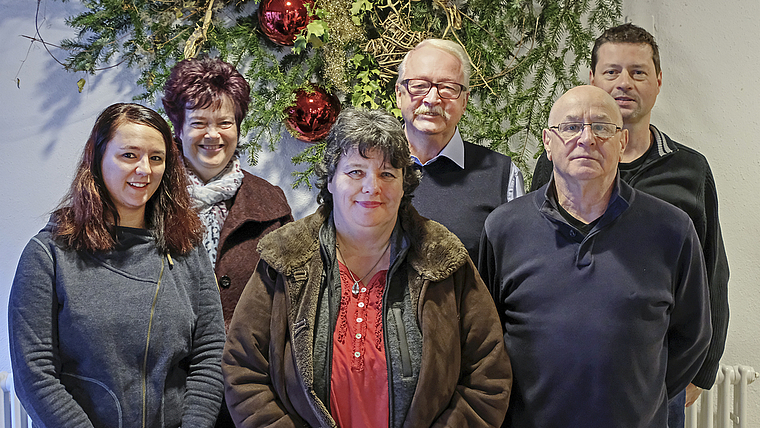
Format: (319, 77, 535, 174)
(395, 39, 524, 262)
(530, 25, 729, 427)
(479, 85, 711, 428)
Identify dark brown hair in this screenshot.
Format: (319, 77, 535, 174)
(54, 103, 202, 254)
(162, 57, 251, 145)
(591, 23, 661, 76)
(315, 108, 421, 212)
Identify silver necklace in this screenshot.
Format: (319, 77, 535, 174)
(336, 239, 391, 295)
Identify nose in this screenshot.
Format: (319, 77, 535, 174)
(577, 124, 596, 146)
(423, 85, 442, 103)
(135, 156, 151, 175)
(205, 124, 220, 138)
(617, 69, 633, 90)
(362, 174, 380, 194)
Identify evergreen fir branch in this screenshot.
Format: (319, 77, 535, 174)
(48, 0, 620, 187)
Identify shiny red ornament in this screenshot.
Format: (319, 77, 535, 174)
(258, 0, 313, 46)
(284, 86, 341, 142)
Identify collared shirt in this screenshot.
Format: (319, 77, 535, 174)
(412, 128, 466, 168)
(411, 127, 525, 202)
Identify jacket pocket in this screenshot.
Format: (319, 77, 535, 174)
(61, 372, 123, 427)
(391, 307, 412, 378)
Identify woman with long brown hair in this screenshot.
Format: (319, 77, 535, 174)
(9, 103, 225, 428)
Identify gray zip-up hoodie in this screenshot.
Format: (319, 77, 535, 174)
(9, 220, 225, 428)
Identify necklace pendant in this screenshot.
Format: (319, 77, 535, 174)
(352, 280, 360, 295)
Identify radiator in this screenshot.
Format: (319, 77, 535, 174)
(686, 364, 759, 428)
(0, 372, 31, 428)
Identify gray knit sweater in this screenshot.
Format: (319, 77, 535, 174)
(9, 221, 225, 428)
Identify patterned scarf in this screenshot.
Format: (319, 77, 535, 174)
(186, 156, 244, 268)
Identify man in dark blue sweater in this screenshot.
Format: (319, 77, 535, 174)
(530, 24, 729, 427)
(395, 39, 524, 261)
(480, 85, 711, 428)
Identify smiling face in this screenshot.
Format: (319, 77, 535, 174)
(544, 86, 627, 186)
(101, 122, 166, 228)
(590, 42, 662, 126)
(327, 148, 404, 237)
(179, 95, 238, 182)
(395, 45, 468, 142)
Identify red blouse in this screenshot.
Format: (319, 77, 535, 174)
(329, 261, 389, 428)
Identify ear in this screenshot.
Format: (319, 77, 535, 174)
(656, 70, 663, 92)
(462, 90, 469, 111)
(589, 69, 595, 85)
(618, 128, 629, 160)
(395, 83, 403, 109)
(542, 129, 553, 161)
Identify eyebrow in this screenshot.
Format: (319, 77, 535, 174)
(599, 62, 649, 69)
(119, 145, 166, 155)
(342, 160, 397, 170)
(186, 111, 234, 119)
(561, 114, 613, 122)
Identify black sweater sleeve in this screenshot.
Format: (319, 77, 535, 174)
(530, 151, 553, 192)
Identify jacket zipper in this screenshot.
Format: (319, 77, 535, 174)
(391, 307, 413, 377)
(382, 251, 413, 426)
(141, 256, 165, 428)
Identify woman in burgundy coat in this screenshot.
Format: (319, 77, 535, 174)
(163, 57, 293, 427)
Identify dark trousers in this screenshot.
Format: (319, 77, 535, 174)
(668, 389, 686, 428)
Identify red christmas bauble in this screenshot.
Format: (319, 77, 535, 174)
(258, 0, 313, 46)
(285, 86, 341, 142)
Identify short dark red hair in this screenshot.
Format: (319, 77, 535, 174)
(162, 57, 251, 145)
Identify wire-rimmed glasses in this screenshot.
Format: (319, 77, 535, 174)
(549, 122, 622, 140)
(400, 79, 467, 100)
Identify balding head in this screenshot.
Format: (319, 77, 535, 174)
(543, 85, 627, 196)
(548, 85, 622, 127)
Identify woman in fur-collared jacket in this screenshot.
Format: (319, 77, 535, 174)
(222, 108, 512, 428)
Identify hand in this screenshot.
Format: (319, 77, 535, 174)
(685, 383, 703, 407)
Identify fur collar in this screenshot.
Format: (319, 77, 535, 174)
(257, 205, 470, 282)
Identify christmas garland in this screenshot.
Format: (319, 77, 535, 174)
(43, 0, 621, 187)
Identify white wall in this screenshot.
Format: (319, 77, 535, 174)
(2, 0, 759, 423)
(621, 1, 760, 424)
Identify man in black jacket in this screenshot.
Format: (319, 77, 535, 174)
(530, 23, 729, 428)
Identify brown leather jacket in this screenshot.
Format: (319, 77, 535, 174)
(222, 206, 512, 427)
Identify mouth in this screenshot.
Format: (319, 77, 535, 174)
(613, 94, 636, 103)
(570, 153, 597, 161)
(570, 156, 596, 162)
(414, 106, 449, 120)
(129, 182, 149, 188)
(357, 201, 382, 208)
(199, 144, 224, 152)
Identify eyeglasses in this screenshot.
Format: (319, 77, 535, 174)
(401, 79, 467, 100)
(549, 122, 622, 140)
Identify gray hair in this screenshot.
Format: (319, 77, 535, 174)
(397, 39, 471, 88)
(315, 108, 421, 211)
